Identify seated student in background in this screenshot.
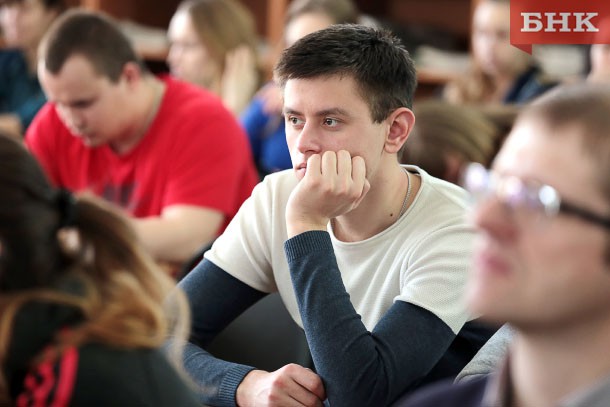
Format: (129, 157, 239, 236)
(584, 17, 610, 84)
(443, 0, 555, 106)
(0, 134, 199, 406)
(587, 43, 610, 84)
(399, 101, 504, 185)
(0, 0, 64, 139)
(241, 0, 362, 177)
(179, 24, 496, 407)
(25, 10, 259, 273)
(397, 83, 610, 407)
(167, 0, 262, 115)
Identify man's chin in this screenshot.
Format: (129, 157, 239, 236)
(75, 134, 101, 147)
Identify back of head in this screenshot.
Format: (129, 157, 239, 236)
(0, 133, 165, 296)
(0, 134, 62, 291)
(286, 0, 359, 26)
(516, 83, 610, 202)
(274, 24, 417, 122)
(177, 0, 258, 66)
(401, 101, 500, 183)
(38, 9, 146, 82)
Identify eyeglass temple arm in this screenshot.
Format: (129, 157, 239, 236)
(560, 202, 610, 231)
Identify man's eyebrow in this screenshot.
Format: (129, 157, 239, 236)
(315, 108, 351, 118)
(282, 107, 351, 117)
(283, 107, 301, 116)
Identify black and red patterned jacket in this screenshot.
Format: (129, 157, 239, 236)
(4, 302, 199, 407)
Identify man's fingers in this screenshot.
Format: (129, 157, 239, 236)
(305, 154, 322, 178)
(320, 150, 338, 177)
(284, 364, 326, 405)
(351, 156, 367, 188)
(335, 150, 352, 176)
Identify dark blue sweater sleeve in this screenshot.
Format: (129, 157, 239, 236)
(284, 231, 457, 407)
(178, 259, 267, 406)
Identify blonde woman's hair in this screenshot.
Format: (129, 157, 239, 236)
(285, 0, 359, 26)
(400, 101, 504, 183)
(444, 0, 533, 104)
(177, 0, 260, 74)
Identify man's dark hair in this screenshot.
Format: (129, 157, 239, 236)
(39, 10, 147, 82)
(274, 24, 417, 123)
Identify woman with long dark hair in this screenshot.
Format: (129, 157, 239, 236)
(0, 134, 198, 406)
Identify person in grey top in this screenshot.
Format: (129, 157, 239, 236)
(395, 83, 610, 407)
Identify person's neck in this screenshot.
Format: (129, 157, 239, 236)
(206, 76, 222, 98)
(489, 74, 513, 102)
(110, 76, 165, 155)
(510, 318, 610, 407)
(331, 163, 419, 242)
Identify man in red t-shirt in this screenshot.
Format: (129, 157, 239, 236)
(26, 10, 259, 269)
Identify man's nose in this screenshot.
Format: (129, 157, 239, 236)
(167, 45, 180, 66)
(295, 123, 321, 154)
(473, 196, 517, 242)
(58, 106, 85, 130)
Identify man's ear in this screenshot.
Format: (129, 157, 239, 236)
(121, 62, 143, 88)
(384, 107, 415, 154)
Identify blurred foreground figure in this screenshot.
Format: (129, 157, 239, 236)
(398, 83, 610, 407)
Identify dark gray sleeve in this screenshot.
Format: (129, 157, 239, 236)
(284, 231, 457, 407)
(178, 259, 267, 406)
(455, 324, 513, 382)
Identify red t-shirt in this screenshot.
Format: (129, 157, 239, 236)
(25, 76, 258, 232)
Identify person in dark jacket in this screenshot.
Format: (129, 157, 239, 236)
(0, 0, 65, 138)
(396, 83, 610, 407)
(0, 133, 199, 406)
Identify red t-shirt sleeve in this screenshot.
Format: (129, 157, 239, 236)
(24, 103, 63, 187)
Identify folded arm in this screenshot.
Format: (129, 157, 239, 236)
(285, 231, 457, 406)
(180, 259, 326, 407)
(0, 114, 24, 140)
(178, 259, 266, 406)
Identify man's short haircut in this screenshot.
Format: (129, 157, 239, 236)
(274, 24, 417, 123)
(39, 10, 147, 82)
(518, 84, 610, 204)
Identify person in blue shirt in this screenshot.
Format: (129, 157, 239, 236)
(0, 0, 64, 138)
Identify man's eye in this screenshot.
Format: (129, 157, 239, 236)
(73, 102, 92, 109)
(288, 116, 304, 126)
(323, 118, 339, 127)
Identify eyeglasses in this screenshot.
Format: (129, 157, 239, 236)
(461, 162, 610, 231)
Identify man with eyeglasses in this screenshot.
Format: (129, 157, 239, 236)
(396, 83, 610, 407)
